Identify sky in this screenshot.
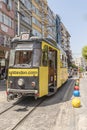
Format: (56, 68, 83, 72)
(47, 0, 87, 58)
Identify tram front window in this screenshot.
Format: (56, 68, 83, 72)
(9, 49, 41, 67)
(15, 51, 32, 65)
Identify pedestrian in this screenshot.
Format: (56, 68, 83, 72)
(1, 67, 6, 79)
(0, 63, 1, 79)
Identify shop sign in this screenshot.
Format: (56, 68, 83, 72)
(21, 33, 30, 40)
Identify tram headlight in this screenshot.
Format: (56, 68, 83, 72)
(18, 79, 24, 86)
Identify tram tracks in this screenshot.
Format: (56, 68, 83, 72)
(0, 96, 46, 130)
(11, 97, 46, 130)
(0, 105, 15, 115)
(0, 97, 25, 115)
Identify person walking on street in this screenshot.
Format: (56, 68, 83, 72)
(0, 64, 1, 80)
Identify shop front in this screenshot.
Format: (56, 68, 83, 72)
(0, 45, 10, 79)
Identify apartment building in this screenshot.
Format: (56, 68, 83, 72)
(31, 0, 48, 37)
(60, 22, 72, 66)
(0, 0, 15, 67)
(74, 57, 87, 70)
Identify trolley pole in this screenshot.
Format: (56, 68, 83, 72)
(18, 0, 20, 36)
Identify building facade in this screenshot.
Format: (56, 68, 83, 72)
(56, 14, 61, 45)
(46, 6, 56, 41)
(31, 0, 48, 38)
(31, 0, 42, 37)
(40, 0, 48, 38)
(60, 22, 72, 66)
(0, 0, 72, 68)
(74, 57, 87, 70)
(0, 0, 15, 67)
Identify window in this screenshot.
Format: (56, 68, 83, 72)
(21, 0, 31, 10)
(60, 54, 67, 68)
(0, 12, 2, 22)
(33, 49, 41, 67)
(13, 49, 41, 67)
(32, 17, 41, 28)
(8, 0, 12, 10)
(0, 11, 13, 28)
(32, 5, 41, 17)
(15, 51, 32, 65)
(32, 28, 42, 37)
(20, 27, 27, 33)
(22, 15, 31, 25)
(1, 0, 12, 9)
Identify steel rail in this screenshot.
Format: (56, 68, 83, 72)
(11, 97, 46, 130)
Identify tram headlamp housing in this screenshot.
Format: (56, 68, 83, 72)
(18, 79, 24, 86)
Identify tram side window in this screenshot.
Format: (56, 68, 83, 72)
(61, 55, 67, 68)
(65, 57, 68, 67)
(62, 55, 65, 67)
(42, 45, 48, 66)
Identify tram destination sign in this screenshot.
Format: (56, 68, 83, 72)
(21, 33, 30, 40)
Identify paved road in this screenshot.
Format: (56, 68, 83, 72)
(75, 78, 87, 130)
(0, 80, 7, 103)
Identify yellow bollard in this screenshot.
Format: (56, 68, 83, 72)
(72, 97, 81, 108)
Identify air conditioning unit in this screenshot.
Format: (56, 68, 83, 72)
(7, 5, 10, 11)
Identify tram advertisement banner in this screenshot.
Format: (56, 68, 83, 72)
(8, 69, 38, 77)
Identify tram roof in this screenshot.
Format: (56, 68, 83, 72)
(12, 36, 57, 46)
(11, 36, 66, 56)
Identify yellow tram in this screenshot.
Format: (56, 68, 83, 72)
(6, 33, 68, 100)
